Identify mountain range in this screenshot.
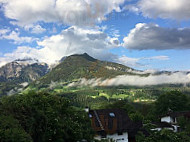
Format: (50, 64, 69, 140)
(0, 53, 189, 96)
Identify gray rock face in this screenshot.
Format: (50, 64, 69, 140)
(0, 59, 49, 96)
(0, 62, 25, 81)
(0, 60, 49, 83)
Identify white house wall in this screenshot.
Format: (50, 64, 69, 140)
(107, 132, 128, 142)
(94, 132, 128, 142)
(161, 116, 174, 123)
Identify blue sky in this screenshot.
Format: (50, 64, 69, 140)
(0, 0, 190, 71)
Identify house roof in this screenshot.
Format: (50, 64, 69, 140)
(89, 109, 142, 137)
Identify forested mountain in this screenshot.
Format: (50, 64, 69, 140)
(32, 53, 146, 88)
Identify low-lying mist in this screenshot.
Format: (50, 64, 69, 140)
(68, 72, 190, 87)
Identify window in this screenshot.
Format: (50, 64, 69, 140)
(109, 113, 115, 117)
(89, 114, 92, 118)
(118, 132, 123, 135)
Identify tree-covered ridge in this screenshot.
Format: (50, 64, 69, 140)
(34, 53, 141, 88)
(0, 92, 94, 142)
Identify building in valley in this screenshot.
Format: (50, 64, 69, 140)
(88, 109, 144, 142)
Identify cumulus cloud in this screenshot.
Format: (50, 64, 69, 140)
(0, 26, 119, 66)
(0, 58, 8, 67)
(68, 72, 190, 87)
(37, 26, 120, 64)
(0, 25, 171, 68)
(137, 0, 190, 20)
(124, 4, 140, 14)
(30, 25, 46, 34)
(0, 28, 10, 35)
(0, 46, 41, 66)
(0, 25, 170, 68)
(123, 23, 190, 50)
(0, 30, 34, 44)
(0, 0, 124, 27)
(109, 37, 121, 47)
(116, 55, 141, 67)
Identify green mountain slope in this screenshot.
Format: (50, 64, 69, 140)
(34, 53, 142, 88)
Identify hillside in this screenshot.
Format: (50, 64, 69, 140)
(32, 53, 144, 88)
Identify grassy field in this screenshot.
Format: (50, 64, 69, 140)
(22, 84, 190, 110)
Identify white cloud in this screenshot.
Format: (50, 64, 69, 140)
(0, 26, 119, 66)
(0, 28, 10, 35)
(124, 4, 140, 14)
(0, 30, 34, 44)
(116, 55, 169, 68)
(123, 23, 190, 50)
(31, 25, 46, 34)
(137, 0, 190, 20)
(0, 46, 39, 67)
(102, 73, 190, 86)
(0, 0, 125, 27)
(143, 56, 169, 61)
(68, 72, 190, 87)
(0, 58, 8, 67)
(0, 25, 171, 68)
(116, 55, 141, 67)
(109, 37, 120, 47)
(37, 26, 119, 64)
(2, 46, 40, 60)
(0, 24, 170, 68)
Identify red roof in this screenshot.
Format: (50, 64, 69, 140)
(89, 109, 142, 137)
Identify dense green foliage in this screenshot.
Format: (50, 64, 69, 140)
(178, 116, 190, 133)
(155, 91, 190, 116)
(135, 91, 190, 141)
(136, 129, 190, 142)
(0, 115, 32, 142)
(0, 82, 19, 97)
(0, 92, 94, 142)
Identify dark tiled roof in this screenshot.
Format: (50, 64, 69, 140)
(89, 109, 142, 136)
